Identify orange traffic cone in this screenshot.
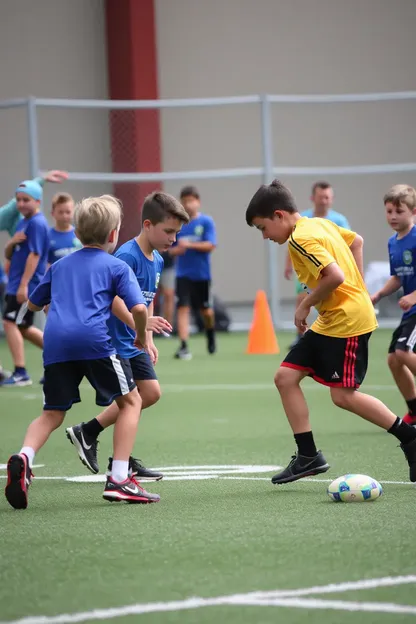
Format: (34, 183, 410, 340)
(246, 290, 280, 354)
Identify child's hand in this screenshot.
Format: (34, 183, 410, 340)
(294, 301, 311, 334)
(399, 294, 416, 311)
(11, 231, 26, 246)
(177, 238, 191, 249)
(133, 334, 149, 352)
(16, 284, 28, 304)
(148, 343, 159, 365)
(44, 170, 69, 184)
(371, 292, 381, 305)
(147, 316, 172, 335)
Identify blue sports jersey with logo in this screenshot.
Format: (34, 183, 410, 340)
(7, 211, 49, 296)
(48, 227, 82, 264)
(175, 213, 216, 281)
(107, 238, 164, 359)
(29, 247, 145, 366)
(389, 226, 416, 320)
(301, 208, 350, 229)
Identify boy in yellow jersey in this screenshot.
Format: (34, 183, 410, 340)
(246, 180, 416, 484)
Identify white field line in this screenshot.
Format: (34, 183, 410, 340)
(2, 575, 416, 624)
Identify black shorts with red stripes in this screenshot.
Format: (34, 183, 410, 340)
(282, 329, 372, 388)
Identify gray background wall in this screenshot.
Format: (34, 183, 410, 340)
(0, 0, 415, 310)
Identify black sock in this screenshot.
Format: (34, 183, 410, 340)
(181, 340, 188, 350)
(294, 431, 318, 457)
(406, 398, 416, 415)
(388, 417, 416, 445)
(15, 366, 26, 375)
(83, 418, 104, 440)
(206, 327, 215, 340)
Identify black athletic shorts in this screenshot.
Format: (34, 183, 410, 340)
(130, 352, 157, 381)
(388, 315, 416, 353)
(175, 277, 213, 309)
(43, 355, 135, 411)
(3, 294, 34, 328)
(282, 329, 372, 388)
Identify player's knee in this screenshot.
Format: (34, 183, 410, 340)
(274, 367, 297, 391)
(387, 352, 400, 370)
(119, 388, 142, 411)
(394, 349, 412, 366)
(43, 410, 65, 430)
(141, 384, 161, 409)
(330, 388, 354, 410)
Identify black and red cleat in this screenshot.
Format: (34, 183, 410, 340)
(5, 454, 33, 510)
(403, 413, 416, 427)
(103, 477, 160, 504)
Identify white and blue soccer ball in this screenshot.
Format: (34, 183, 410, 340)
(327, 474, 383, 502)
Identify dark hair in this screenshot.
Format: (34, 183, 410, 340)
(142, 192, 190, 225)
(311, 180, 332, 195)
(180, 185, 200, 200)
(245, 179, 297, 226)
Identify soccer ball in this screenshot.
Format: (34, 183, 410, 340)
(327, 474, 383, 502)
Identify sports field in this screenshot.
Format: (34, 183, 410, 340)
(1, 329, 415, 624)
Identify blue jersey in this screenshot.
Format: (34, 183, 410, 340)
(388, 226, 416, 320)
(107, 238, 164, 359)
(175, 213, 216, 281)
(7, 211, 49, 296)
(48, 227, 82, 264)
(301, 209, 350, 229)
(30, 247, 145, 366)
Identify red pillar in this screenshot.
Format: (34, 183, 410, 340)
(105, 0, 161, 244)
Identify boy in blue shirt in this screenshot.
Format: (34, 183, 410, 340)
(4, 194, 157, 509)
(169, 186, 217, 360)
(371, 185, 416, 426)
(284, 181, 350, 348)
(48, 192, 82, 264)
(2, 180, 50, 386)
(65, 192, 189, 480)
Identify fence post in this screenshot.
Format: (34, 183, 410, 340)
(260, 94, 280, 328)
(26, 97, 39, 178)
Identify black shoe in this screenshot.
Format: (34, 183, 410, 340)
(174, 346, 192, 360)
(107, 456, 163, 481)
(271, 451, 330, 484)
(103, 477, 161, 503)
(66, 423, 99, 474)
(400, 438, 416, 482)
(5, 454, 33, 510)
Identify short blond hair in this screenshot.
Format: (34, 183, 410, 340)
(74, 195, 122, 246)
(51, 192, 74, 210)
(384, 185, 416, 211)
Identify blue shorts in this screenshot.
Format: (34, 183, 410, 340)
(130, 352, 157, 381)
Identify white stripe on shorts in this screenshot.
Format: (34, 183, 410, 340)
(15, 302, 29, 325)
(110, 354, 130, 395)
(407, 325, 416, 351)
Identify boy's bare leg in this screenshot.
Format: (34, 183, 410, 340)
(3, 320, 25, 368)
(21, 326, 44, 349)
(388, 353, 416, 402)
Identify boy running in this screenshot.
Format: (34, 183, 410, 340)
(65, 192, 189, 479)
(5, 195, 157, 509)
(246, 179, 416, 484)
(371, 185, 416, 426)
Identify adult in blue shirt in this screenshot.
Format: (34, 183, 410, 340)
(169, 186, 217, 360)
(2, 180, 49, 386)
(283, 181, 351, 348)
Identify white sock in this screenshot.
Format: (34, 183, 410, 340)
(111, 460, 129, 483)
(20, 447, 35, 467)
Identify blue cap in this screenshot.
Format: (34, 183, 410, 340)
(15, 180, 43, 201)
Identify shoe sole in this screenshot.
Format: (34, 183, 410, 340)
(5, 455, 28, 509)
(1, 379, 32, 387)
(272, 463, 330, 485)
(65, 428, 99, 475)
(174, 353, 193, 360)
(102, 491, 160, 504)
(132, 473, 164, 482)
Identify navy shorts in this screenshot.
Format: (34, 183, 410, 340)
(176, 277, 213, 309)
(282, 329, 371, 388)
(43, 355, 135, 411)
(130, 352, 157, 381)
(388, 315, 416, 353)
(3, 295, 34, 328)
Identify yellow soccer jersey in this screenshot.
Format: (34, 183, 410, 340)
(288, 217, 377, 338)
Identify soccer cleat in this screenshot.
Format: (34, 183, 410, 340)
(1, 372, 32, 387)
(107, 456, 163, 481)
(5, 454, 33, 510)
(400, 438, 416, 482)
(102, 477, 161, 503)
(272, 451, 330, 484)
(403, 413, 416, 427)
(66, 423, 99, 474)
(174, 346, 192, 360)
(0, 367, 11, 383)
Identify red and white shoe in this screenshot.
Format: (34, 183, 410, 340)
(103, 477, 160, 504)
(403, 413, 416, 427)
(5, 454, 33, 510)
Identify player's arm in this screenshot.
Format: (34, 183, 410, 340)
(180, 218, 217, 253)
(284, 247, 293, 280)
(4, 231, 26, 260)
(114, 264, 148, 350)
(348, 234, 364, 278)
(17, 222, 49, 304)
(183, 241, 215, 252)
(112, 296, 135, 330)
(371, 276, 401, 305)
(27, 268, 52, 312)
